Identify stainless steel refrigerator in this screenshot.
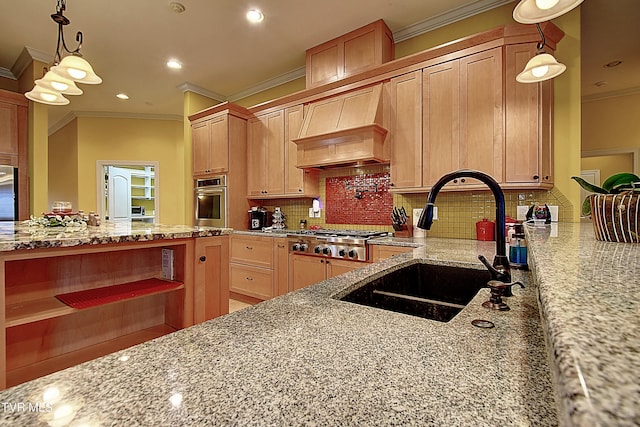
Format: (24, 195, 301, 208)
(0, 166, 18, 221)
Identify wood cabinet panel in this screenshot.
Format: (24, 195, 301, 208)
(504, 43, 553, 187)
(274, 238, 289, 296)
(423, 48, 503, 188)
(192, 115, 229, 176)
(247, 111, 285, 197)
(389, 71, 423, 190)
(290, 255, 326, 291)
(230, 263, 274, 301)
(284, 105, 319, 196)
(326, 259, 362, 278)
(0, 89, 28, 219)
(306, 20, 393, 89)
(370, 245, 414, 262)
(194, 236, 229, 324)
(0, 101, 19, 156)
(423, 60, 460, 187)
(230, 235, 273, 268)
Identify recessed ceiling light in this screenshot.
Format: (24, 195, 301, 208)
(246, 9, 264, 23)
(116, 93, 129, 100)
(167, 59, 182, 69)
(603, 60, 622, 68)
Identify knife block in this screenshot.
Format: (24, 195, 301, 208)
(393, 216, 413, 238)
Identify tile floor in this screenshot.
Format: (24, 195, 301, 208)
(229, 299, 252, 313)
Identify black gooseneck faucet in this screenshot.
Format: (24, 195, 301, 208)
(417, 169, 511, 285)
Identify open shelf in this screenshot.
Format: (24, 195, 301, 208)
(6, 324, 176, 388)
(6, 278, 183, 328)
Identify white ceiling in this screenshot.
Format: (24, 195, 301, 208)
(0, 0, 638, 130)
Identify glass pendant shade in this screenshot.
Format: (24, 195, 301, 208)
(516, 52, 566, 83)
(25, 86, 70, 105)
(513, 0, 583, 24)
(51, 55, 102, 84)
(35, 70, 83, 95)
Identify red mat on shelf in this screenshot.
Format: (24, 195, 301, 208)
(55, 278, 182, 309)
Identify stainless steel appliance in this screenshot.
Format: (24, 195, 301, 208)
(194, 175, 227, 227)
(288, 229, 388, 262)
(131, 205, 146, 216)
(0, 166, 18, 221)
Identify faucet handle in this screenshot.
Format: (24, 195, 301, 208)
(482, 280, 525, 311)
(478, 255, 511, 283)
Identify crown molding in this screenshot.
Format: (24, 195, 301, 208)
(0, 68, 15, 80)
(393, 0, 514, 42)
(48, 111, 183, 135)
(581, 86, 640, 103)
(177, 82, 226, 102)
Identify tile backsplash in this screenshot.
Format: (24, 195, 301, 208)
(252, 165, 574, 238)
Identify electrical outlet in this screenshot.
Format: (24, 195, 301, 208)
(548, 205, 558, 222)
(516, 206, 529, 221)
(308, 207, 314, 218)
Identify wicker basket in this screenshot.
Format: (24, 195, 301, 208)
(590, 193, 640, 243)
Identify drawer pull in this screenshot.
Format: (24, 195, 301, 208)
(245, 246, 253, 250)
(199, 256, 206, 262)
(245, 276, 253, 281)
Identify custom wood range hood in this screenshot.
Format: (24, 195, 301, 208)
(292, 84, 389, 169)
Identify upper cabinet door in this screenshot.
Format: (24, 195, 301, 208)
(192, 115, 229, 176)
(458, 48, 504, 185)
(504, 43, 553, 186)
(389, 70, 423, 190)
(423, 60, 460, 188)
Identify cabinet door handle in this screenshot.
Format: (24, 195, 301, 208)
(245, 276, 253, 281)
(199, 256, 206, 262)
(246, 246, 253, 250)
(533, 175, 540, 180)
(460, 178, 466, 183)
(277, 244, 285, 248)
(320, 259, 324, 263)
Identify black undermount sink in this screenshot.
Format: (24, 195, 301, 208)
(339, 263, 490, 322)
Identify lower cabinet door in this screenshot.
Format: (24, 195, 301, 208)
(326, 259, 363, 278)
(230, 263, 274, 300)
(290, 255, 326, 291)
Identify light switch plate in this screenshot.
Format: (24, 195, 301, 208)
(516, 206, 529, 221)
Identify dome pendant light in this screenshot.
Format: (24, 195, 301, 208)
(25, 0, 102, 105)
(513, 0, 583, 24)
(516, 23, 566, 83)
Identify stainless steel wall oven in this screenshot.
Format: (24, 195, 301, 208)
(194, 175, 227, 227)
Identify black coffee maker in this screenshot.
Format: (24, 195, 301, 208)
(248, 207, 271, 230)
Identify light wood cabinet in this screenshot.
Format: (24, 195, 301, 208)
(1, 240, 194, 389)
(284, 105, 319, 197)
(229, 234, 283, 301)
(422, 48, 503, 189)
(306, 20, 394, 88)
(370, 245, 414, 262)
(191, 104, 248, 178)
(289, 255, 363, 291)
(504, 43, 554, 188)
(194, 236, 229, 323)
(0, 89, 28, 219)
(247, 111, 285, 197)
(389, 71, 423, 190)
(274, 238, 289, 296)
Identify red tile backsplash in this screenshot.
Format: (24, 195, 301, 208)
(325, 172, 393, 225)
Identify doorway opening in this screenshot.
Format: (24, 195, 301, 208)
(96, 160, 159, 223)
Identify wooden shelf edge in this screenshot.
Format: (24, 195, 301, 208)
(5, 324, 177, 389)
(6, 278, 184, 328)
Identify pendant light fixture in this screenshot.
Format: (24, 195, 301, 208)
(511, 0, 581, 83)
(513, 0, 584, 24)
(516, 23, 566, 83)
(25, 0, 102, 105)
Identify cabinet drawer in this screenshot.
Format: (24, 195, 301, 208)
(230, 235, 274, 268)
(230, 264, 274, 300)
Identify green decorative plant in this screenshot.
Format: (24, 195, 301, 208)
(572, 172, 640, 216)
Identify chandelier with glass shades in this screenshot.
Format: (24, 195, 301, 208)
(25, 0, 102, 105)
(512, 0, 583, 83)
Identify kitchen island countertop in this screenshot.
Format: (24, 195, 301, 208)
(0, 233, 558, 426)
(0, 221, 230, 251)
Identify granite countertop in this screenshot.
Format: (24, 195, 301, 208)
(526, 222, 640, 427)
(0, 237, 558, 426)
(0, 221, 230, 252)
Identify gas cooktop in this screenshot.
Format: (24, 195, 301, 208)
(287, 229, 389, 262)
(291, 229, 388, 238)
